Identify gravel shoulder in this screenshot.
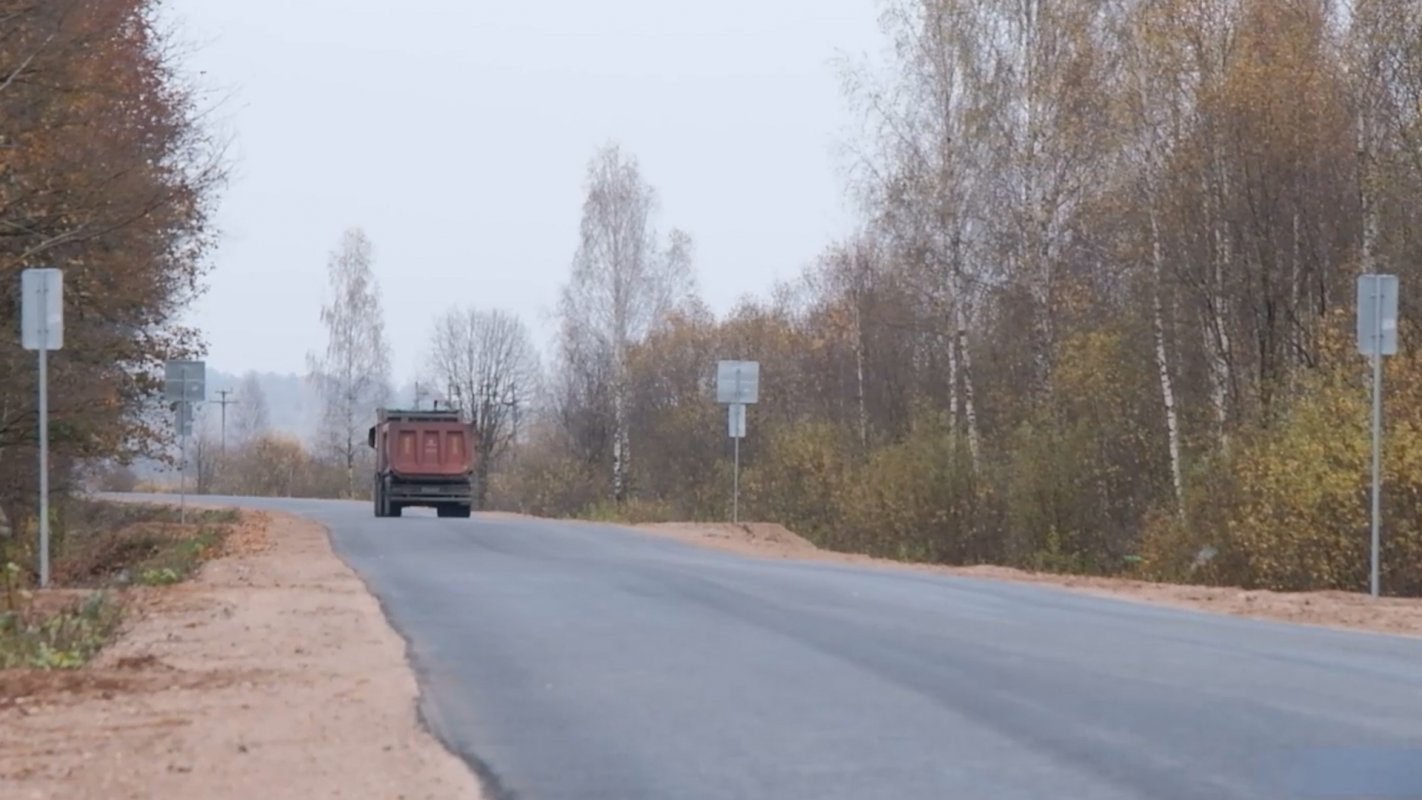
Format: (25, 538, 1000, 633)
(627, 521, 1422, 638)
(0, 510, 485, 800)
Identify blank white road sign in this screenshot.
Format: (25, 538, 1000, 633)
(716, 360, 760, 404)
(21, 268, 63, 351)
(1358, 274, 1399, 356)
(165, 359, 207, 403)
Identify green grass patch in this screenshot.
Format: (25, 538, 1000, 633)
(129, 526, 225, 586)
(0, 572, 121, 670)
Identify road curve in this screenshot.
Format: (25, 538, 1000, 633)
(145, 496, 1422, 799)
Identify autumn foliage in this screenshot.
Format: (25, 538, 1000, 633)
(502, 0, 1422, 596)
(0, 2, 222, 526)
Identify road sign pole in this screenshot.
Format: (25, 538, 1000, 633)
(733, 433, 740, 526)
(163, 359, 204, 524)
(21, 269, 63, 588)
(37, 301, 50, 589)
(1356, 274, 1397, 598)
(1371, 280, 1383, 598)
(179, 402, 188, 525)
(717, 361, 759, 526)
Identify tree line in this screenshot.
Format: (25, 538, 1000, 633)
(0, 0, 223, 562)
(46, 0, 1422, 597)
(206, 0, 1422, 596)
(497, 0, 1422, 596)
(157, 224, 543, 508)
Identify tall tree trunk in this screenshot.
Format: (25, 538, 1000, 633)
(948, 230, 979, 470)
(345, 429, 355, 499)
(612, 345, 629, 504)
(853, 299, 869, 452)
(1358, 106, 1381, 278)
(1204, 152, 1233, 450)
(957, 296, 981, 472)
(476, 455, 491, 509)
(1150, 207, 1184, 509)
(1289, 210, 1302, 375)
(947, 311, 959, 438)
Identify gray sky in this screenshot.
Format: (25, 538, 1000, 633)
(168, 0, 884, 384)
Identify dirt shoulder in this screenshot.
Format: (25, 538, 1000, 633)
(0, 510, 484, 800)
(625, 521, 1422, 639)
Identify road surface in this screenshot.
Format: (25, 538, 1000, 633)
(162, 497, 1422, 799)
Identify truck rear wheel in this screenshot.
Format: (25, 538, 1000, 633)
(437, 504, 471, 519)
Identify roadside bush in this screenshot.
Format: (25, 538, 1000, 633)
(842, 410, 985, 563)
(488, 449, 603, 518)
(0, 583, 121, 670)
(741, 420, 853, 548)
(127, 527, 226, 586)
(1140, 352, 1422, 595)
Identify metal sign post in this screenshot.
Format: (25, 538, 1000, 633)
(178, 403, 190, 522)
(1357, 274, 1398, 598)
(165, 360, 205, 524)
(717, 361, 759, 525)
(22, 268, 63, 589)
(728, 403, 747, 523)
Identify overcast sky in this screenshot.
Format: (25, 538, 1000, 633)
(165, 0, 884, 384)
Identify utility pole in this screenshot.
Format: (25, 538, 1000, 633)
(215, 389, 237, 454)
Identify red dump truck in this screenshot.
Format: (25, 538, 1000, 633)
(367, 407, 476, 518)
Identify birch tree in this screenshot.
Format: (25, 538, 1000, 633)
(559, 143, 694, 503)
(978, 0, 1112, 396)
(308, 227, 392, 498)
(842, 0, 988, 467)
(1113, 0, 1192, 508)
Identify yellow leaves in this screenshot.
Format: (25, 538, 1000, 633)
(1162, 351, 1422, 593)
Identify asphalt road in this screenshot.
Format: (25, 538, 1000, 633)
(175, 497, 1422, 799)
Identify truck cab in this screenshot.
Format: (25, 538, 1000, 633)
(367, 407, 477, 518)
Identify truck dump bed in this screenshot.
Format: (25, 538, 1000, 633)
(384, 418, 472, 478)
(369, 408, 477, 518)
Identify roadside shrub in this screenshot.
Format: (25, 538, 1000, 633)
(842, 410, 984, 563)
(0, 590, 121, 670)
(741, 420, 852, 548)
(1139, 350, 1422, 595)
(489, 450, 603, 518)
(128, 527, 225, 585)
